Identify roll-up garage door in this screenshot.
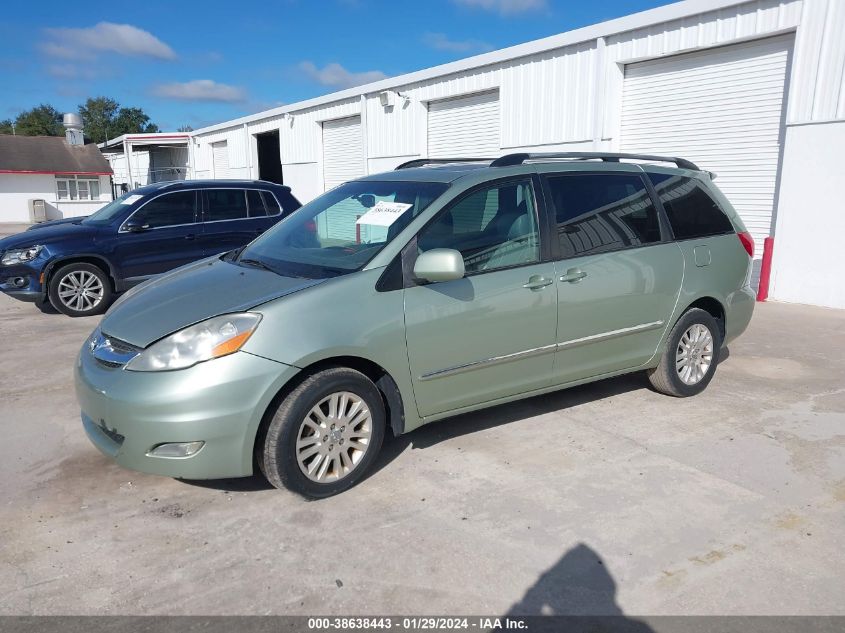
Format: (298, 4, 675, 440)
(211, 141, 229, 179)
(428, 91, 500, 158)
(323, 116, 364, 191)
(620, 35, 792, 274)
(321, 116, 365, 243)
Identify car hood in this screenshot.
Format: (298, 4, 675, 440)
(0, 220, 97, 249)
(99, 256, 326, 348)
(27, 216, 89, 230)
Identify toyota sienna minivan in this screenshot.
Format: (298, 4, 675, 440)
(76, 153, 756, 498)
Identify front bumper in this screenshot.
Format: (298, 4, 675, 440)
(75, 344, 300, 479)
(0, 261, 46, 303)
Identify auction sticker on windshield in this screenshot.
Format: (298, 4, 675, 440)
(121, 195, 144, 205)
(356, 201, 412, 227)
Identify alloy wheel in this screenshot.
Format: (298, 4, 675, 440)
(675, 323, 714, 385)
(295, 391, 373, 483)
(57, 270, 104, 313)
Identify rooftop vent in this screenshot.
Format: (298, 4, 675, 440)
(63, 112, 84, 146)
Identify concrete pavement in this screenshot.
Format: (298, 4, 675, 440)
(0, 295, 843, 616)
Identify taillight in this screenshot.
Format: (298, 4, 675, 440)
(737, 231, 754, 258)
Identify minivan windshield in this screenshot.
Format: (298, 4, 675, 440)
(236, 180, 448, 278)
(81, 191, 136, 226)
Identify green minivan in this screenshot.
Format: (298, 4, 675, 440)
(75, 153, 756, 498)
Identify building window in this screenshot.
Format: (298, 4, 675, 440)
(56, 176, 101, 201)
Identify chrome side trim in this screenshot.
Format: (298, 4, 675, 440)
(419, 344, 557, 382)
(418, 320, 664, 381)
(557, 320, 664, 349)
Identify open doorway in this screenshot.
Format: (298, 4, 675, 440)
(256, 130, 283, 184)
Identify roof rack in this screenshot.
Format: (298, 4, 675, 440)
(395, 157, 494, 170)
(490, 152, 700, 171)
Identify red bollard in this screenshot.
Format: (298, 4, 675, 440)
(757, 236, 774, 302)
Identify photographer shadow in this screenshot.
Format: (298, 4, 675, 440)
(505, 543, 655, 632)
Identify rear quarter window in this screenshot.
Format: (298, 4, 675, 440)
(265, 189, 300, 215)
(647, 173, 734, 240)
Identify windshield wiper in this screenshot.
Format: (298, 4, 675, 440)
(238, 258, 277, 273)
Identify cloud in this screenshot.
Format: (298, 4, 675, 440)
(41, 22, 176, 61)
(452, 0, 546, 14)
(422, 32, 493, 53)
(298, 61, 387, 89)
(46, 64, 99, 80)
(151, 79, 247, 103)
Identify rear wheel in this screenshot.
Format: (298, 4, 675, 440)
(260, 367, 385, 498)
(647, 308, 721, 397)
(47, 263, 113, 317)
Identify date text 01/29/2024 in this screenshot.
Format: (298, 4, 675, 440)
(306, 616, 528, 630)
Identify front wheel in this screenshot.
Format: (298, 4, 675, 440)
(647, 308, 721, 397)
(260, 367, 385, 498)
(47, 263, 113, 317)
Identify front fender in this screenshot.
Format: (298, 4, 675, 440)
(242, 268, 422, 433)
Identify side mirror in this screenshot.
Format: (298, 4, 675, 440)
(413, 249, 465, 283)
(124, 220, 149, 233)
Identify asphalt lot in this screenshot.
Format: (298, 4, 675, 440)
(0, 293, 843, 616)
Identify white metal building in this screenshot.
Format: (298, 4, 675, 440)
(99, 133, 190, 196)
(189, 0, 845, 309)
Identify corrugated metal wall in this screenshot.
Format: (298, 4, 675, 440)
(192, 0, 842, 198)
(501, 41, 597, 147)
(787, 0, 845, 122)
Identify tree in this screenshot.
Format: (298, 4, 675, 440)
(13, 104, 64, 136)
(177, 125, 194, 132)
(113, 107, 159, 135)
(79, 97, 160, 142)
(0, 119, 13, 135)
(78, 97, 120, 144)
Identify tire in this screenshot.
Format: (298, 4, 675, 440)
(647, 308, 722, 397)
(47, 263, 113, 317)
(260, 367, 386, 498)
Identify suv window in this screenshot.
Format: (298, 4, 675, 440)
(205, 189, 248, 222)
(247, 190, 267, 217)
(647, 173, 734, 240)
(130, 191, 196, 229)
(417, 179, 540, 274)
(545, 173, 661, 259)
(261, 191, 283, 215)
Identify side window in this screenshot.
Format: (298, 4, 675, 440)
(247, 190, 267, 217)
(272, 190, 300, 215)
(205, 189, 248, 222)
(131, 191, 196, 229)
(545, 173, 661, 259)
(647, 173, 734, 240)
(417, 179, 540, 274)
(260, 191, 282, 216)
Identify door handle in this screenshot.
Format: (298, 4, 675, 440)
(559, 268, 587, 283)
(184, 233, 196, 241)
(523, 275, 554, 290)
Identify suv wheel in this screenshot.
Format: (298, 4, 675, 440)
(647, 308, 721, 397)
(260, 367, 385, 498)
(47, 263, 113, 317)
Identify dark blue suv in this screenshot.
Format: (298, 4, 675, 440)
(0, 180, 300, 316)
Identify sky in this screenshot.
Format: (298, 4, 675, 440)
(1, 0, 673, 132)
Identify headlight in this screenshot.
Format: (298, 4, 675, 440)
(125, 313, 262, 372)
(1, 245, 44, 265)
